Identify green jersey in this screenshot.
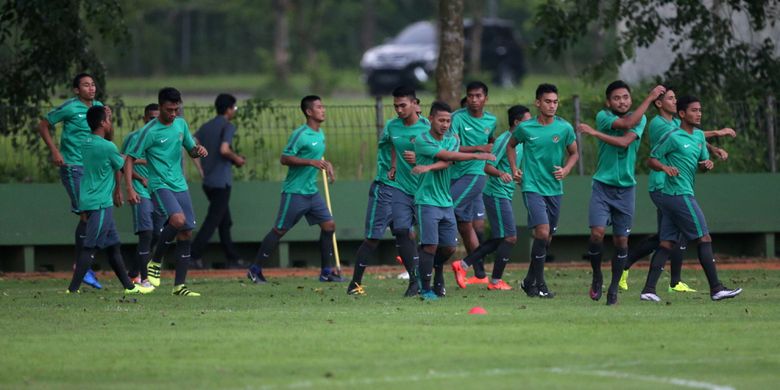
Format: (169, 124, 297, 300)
(128, 117, 196, 193)
(414, 131, 460, 207)
(592, 109, 647, 187)
(512, 116, 576, 196)
(650, 129, 709, 196)
(45, 98, 104, 165)
(280, 124, 326, 195)
(450, 108, 497, 179)
(79, 134, 124, 211)
(647, 116, 681, 192)
(484, 131, 523, 200)
(387, 116, 430, 195)
(121, 128, 151, 199)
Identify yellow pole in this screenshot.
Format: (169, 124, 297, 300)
(320, 160, 341, 271)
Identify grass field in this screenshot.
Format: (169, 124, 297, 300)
(1, 266, 779, 389)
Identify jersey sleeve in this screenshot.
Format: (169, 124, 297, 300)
(282, 130, 304, 156)
(108, 143, 125, 170)
(511, 123, 525, 144)
(415, 135, 442, 160)
(128, 128, 153, 159)
(564, 123, 576, 146)
(120, 133, 134, 155)
(222, 124, 236, 145)
(650, 132, 675, 159)
(630, 115, 647, 139)
(488, 134, 508, 167)
(596, 110, 617, 132)
(45, 103, 71, 126)
(181, 121, 196, 152)
(696, 131, 710, 161)
(378, 123, 391, 146)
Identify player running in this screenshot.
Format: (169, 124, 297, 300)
(125, 87, 208, 297)
(576, 81, 666, 305)
(508, 83, 579, 298)
(452, 105, 532, 291)
(640, 96, 742, 302)
(247, 96, 343, 283)
(412, 101, 495, 300)
(66, 105, 153, 295)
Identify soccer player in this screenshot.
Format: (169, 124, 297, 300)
(452, 105, 532, 291)
(576, 81, 666, 305)
(66, 106, 153, 295)
(247, 95, 342, 283)
(191, 94, 245, 267)
(383, 86, 430, 293)
(449, 81, 497, 286)
(38, 73, 104, 289)
(121, 103, 164, 287)
(412, 101, 495, 300)
(508, 83, 579, 298)
(640, 96, 742, 302)
(619, 87, 735, 292)
(125, 87, 208, 297)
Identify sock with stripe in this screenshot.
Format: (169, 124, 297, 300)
(642, 246, 671, 294)
(608, 246, 628, 295)
(697, 242, 723, 292)
(491, 240, 513, 281)
(106, 244, 134, 289)
(68, 247, 96, 292)
(351, 240, 377, 284)
(174, 239, 192, 286)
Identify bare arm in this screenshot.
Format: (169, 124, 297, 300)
(459, 144, 493, 153)
(611, 85, 666, 130)
(281, 154, 327, 168)
(703, 128, 736, 139)
(38, 119, 64, 166)
(577, 123, 638, 149)
(434, 150, 495, 162)
(123, 157, 141, 204)
(485, 164, 513, 183)
(113, 170, 123, 207)
(507, 137, 522, 182)
(220, 142, 245, 167)
(411, 160, 452, 174)
(646, 157, 679, 176)
(706, 143, 729, 160)
(553, 142, 579, 180)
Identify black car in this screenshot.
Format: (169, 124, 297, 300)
(360, 19, 526, 95)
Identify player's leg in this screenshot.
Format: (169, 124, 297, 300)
(470, 197, 488, 278)
(67, 210, 98, 293)
(248, 193, 300, 283)
(391, 188, 419, 283)
(305, 193, 342, 281)
(535, 195, 561, 298)
(191, 185, 228, 264)
(641, 194, 685, 301)
(451, 175, 487, 282)
(131, 198, 155, 285)
(433, 207, 458, 297)
(170, 190, 199, 296)
(349, 182, 392, 294)
(586, 182, 611, 300)
(520, 192, 550, 297)
(667, 237, 693, 292)
(603, 186, 634, 305)
(217, 186, 241, 263)
(488, 197, 516, 290)
(61, 165, 101, 289)
(452, 194, 501, 288)
(417, 205, 440, 299)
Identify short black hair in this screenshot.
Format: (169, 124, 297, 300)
(655, 84, 673, 103)
(158, 87, 182, 105)
(429, 101, 452, 117)
(466, 80, 488, 95)
(215, 93, 237, 115)
(508, 105, 530, 125)
(460, 96, 467, 108)
(144, 103, 159, 116)
(86, 106, 107, 132)
(392, 85, 416, 100)
(606, 80, 631, 99)
(300, 95, 321, 116)
(676, 95, 700, 115)
(72, 73, 93, 89)
(535, 83, 558, 99)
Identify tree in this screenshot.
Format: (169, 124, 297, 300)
(435, 0, 464, 109)
(0, 0, 127, 135)
(272, 0, 291, 86)
(533, 0, 779, 101)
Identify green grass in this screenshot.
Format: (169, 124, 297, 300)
(1, 268, 779, 389)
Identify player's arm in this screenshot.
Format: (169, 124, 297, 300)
(219, 142, 245, 166)
(703, 128, 736, 139)
(123, 157, 141, 204)
(388, 144, 397, 180)
(459, 144, 493, 153)
(38, 118, 64, 166)
(706, 142, 729, 161)
(611, 85, 666, 130)
(647, 157, 679, 176)
(577, 123, 638, 148)
(113, 170, 124, 207)
(434, 149, 495, 162)
(412, 160, 451, 174)
(553, 141, 579, 180)
(507, 137, 522, 182)
(485, 164, 512, 183)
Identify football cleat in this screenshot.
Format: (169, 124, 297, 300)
(172, 284, 200, 297)
(147, 261, 162, 287)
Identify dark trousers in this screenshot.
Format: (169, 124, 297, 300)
(191, 185, 241, 261)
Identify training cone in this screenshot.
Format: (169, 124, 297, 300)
(468, 306, 487, 315)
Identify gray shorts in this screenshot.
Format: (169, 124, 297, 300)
(59, 165, 83, 214)
(522, 192, 561, 232)
(390, 187, 416, 233)
(652, 192, 709, 242)
(588, 180, 635, 237)
(417, 204, 457, 247)
(365, 181, 394, 239)
(274, 192, 333, 231)
(483, 194, 517, 239)
(152, 188, 197, 231)
(132, 196, 166, 234)
(472, 196, 486, 221)
(84, 207, 120, 249)
(451, 174, 487, 222)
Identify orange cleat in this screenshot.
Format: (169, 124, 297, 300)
(451, 261, 469, 289)
(488, 280, 513, 290)
(466, 276, 489, 285)
(395, 256, 404, 265)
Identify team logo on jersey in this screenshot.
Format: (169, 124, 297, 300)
(552, 135, 560, 143)
(484, 127, 490, 134)
(178, 133, 183, 140)
(410, 136, 416, 143)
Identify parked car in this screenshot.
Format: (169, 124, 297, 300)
(360, 19, 526, 95)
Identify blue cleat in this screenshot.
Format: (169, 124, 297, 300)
(319, 267, 346, 282)
(83, 269, 102, 289)
(419, 290, 439, 301)
(247, 264, 267, 284)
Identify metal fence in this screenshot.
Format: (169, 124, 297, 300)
(1, 97, 777, 183)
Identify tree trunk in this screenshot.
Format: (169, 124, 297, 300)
(436, 0, 465, 109)
(273, 0, 291, 85)
(361, 0, 376, 52)
(468, 2, 483, 76)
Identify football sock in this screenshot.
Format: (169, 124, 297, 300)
(135, 230, 153, 280)
(642, 246, 671, 294)
(697, 242, 723, 292)
(74, 220, 87, 266)
(624, 234, 659, 270)
(491, 240, 513, 281)
(529, 238, 547, 286)
(255, 229, 282, 264)
(393, 230, 418, 275)
(418, 250, 434, 291)
(174, 239, 191, 286)
(153, 224, 178, 262)
(319, 230, 335, 270)
(608, 246, 628, 294)
(473, 229, 487, 278)
(351, 240, 378, 284)
(68, 247, 96, 292)
(588, 240, 603, 283)
(106, 244, 134, 289)
(462, 239, 500, 267)
(669, 241, 686, 286)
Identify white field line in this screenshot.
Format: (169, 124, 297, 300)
(257, 357, 743, 390)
